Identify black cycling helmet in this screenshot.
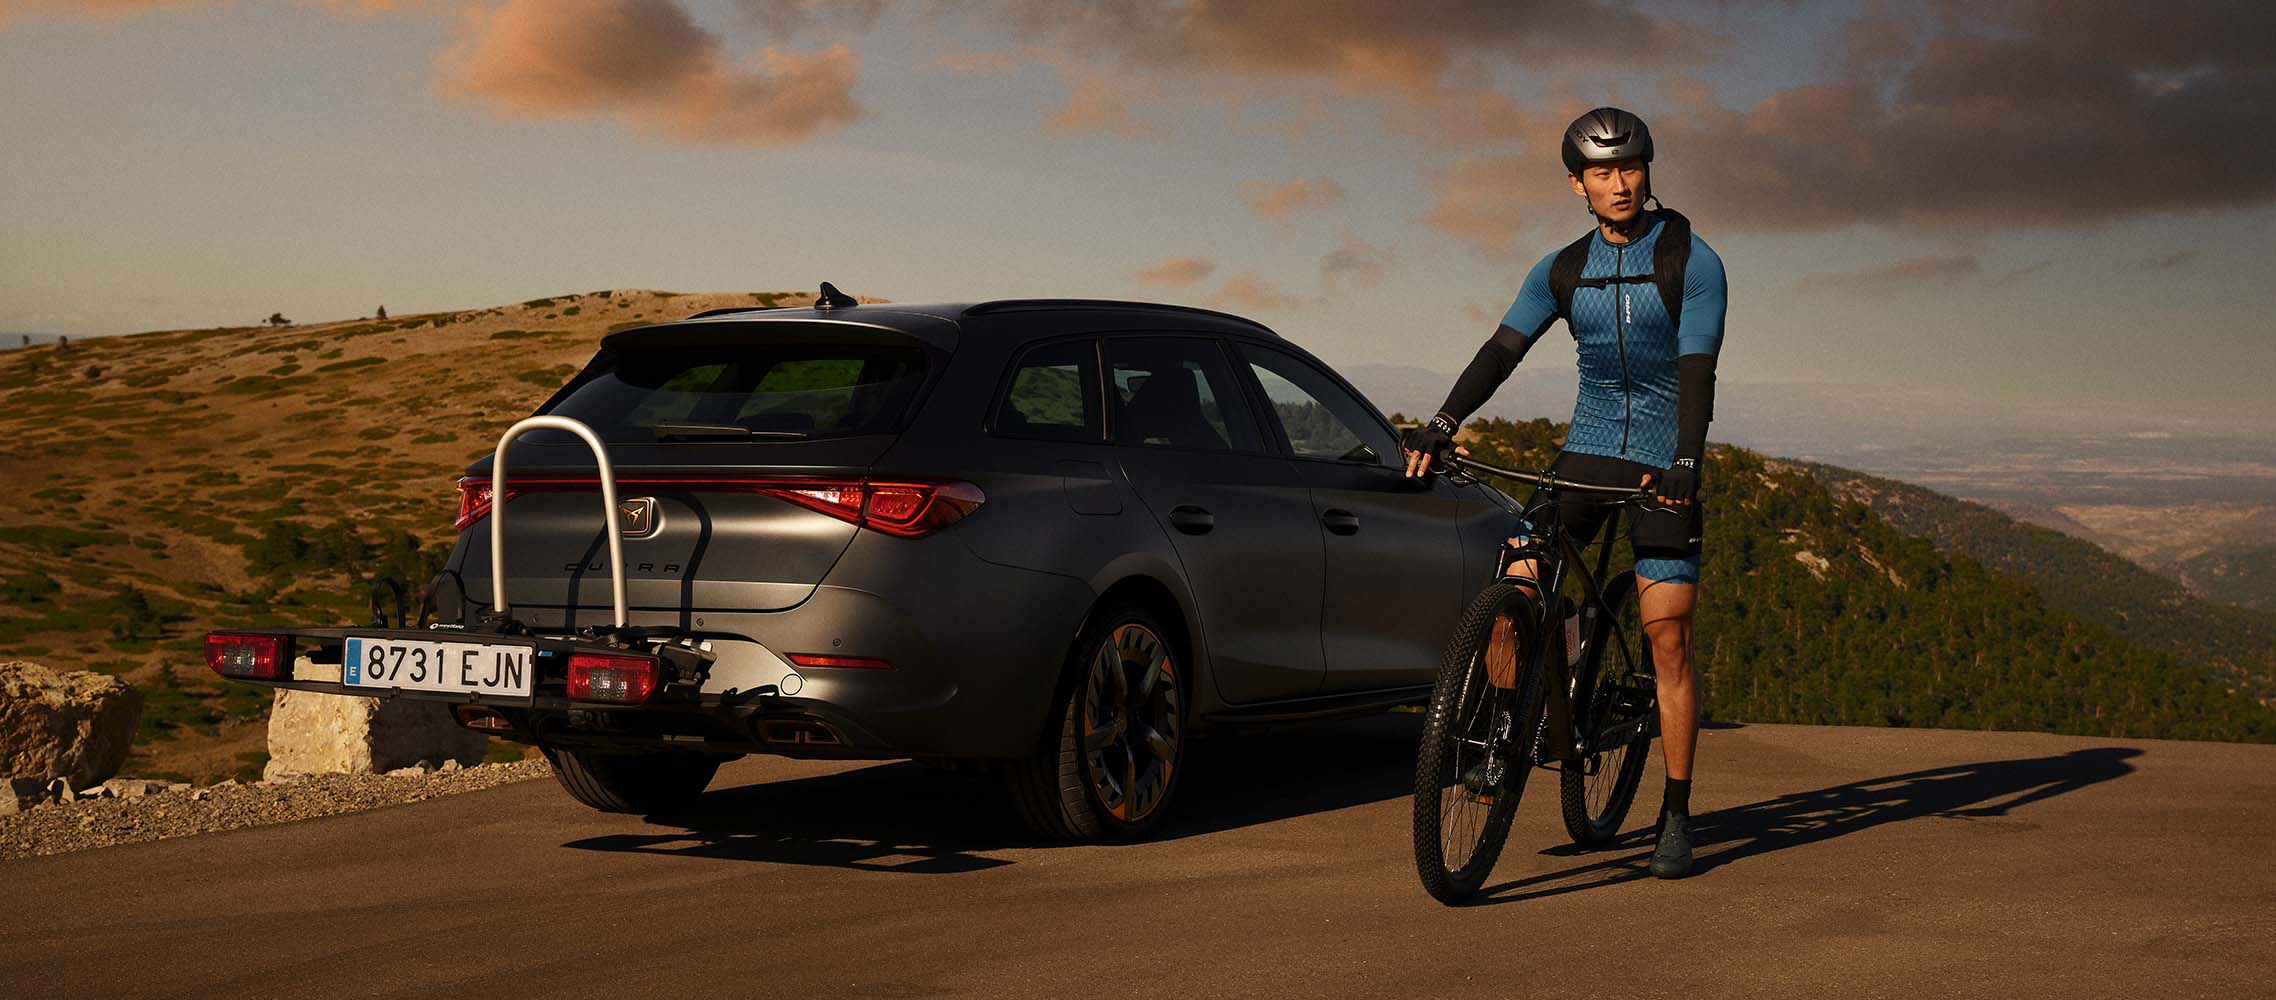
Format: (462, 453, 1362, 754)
(1561, 107, 1653, 175)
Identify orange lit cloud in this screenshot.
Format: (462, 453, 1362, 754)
(1133, 256, 1215, 288)
(443, 0, 860, 145)
(1240, 176, 1344, 219)
(1203, 272, 1299, 312)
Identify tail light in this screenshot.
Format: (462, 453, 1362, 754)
(453, 476, 984, 537)
(786, 653, 894, 670)
(567, 652, 659, 704)
(764, 481, 985, 538)
(454, 478, 504, 531)
(206, 632, 290, 680)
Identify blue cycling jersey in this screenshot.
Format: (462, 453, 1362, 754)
(1499, 214, 1727, 469)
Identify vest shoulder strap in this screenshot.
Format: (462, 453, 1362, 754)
(1546, 231, 1594, 321)
(1649, 208, 1694, 332)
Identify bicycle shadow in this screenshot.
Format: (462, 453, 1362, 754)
(1473, 745, 2143, 905)
(559, 713, 1431, 873)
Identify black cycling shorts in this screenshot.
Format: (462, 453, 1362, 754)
(1518, 450, 1703, 584)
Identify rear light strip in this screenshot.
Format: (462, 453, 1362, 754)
(455, 476, 983, 537)
(786, 653, 894, 670)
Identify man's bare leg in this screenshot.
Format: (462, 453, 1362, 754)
(1637, 578, 1698, 781)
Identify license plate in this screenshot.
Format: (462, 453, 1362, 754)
(343, 637, 535, 698)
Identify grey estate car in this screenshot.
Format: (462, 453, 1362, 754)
(206, 287, 1516, 841)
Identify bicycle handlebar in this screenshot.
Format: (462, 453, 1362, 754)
(1441, 453, 1654, 502)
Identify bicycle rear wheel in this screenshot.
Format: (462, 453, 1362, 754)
(1558, 570, 1656, 848)
(1413, 580, 1547, 904)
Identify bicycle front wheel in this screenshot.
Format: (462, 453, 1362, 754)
(1559, 570, 1656, 848)
(1413, 580, 1547, 904)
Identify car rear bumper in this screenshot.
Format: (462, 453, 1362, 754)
(224, 552, 1093, 761)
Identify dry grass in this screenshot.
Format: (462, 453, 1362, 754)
(0, 289, 816, 781)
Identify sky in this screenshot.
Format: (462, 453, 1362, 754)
(3, 0, 2273, 428)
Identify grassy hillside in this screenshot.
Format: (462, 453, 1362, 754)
(2175, 544, 2276, 613)
(1805, 464, 2276, 703)
(0, 290, 813, 782)
(1457, 419, 2276, 742)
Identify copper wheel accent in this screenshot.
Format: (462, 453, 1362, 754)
(1078, 622, 1182, 823)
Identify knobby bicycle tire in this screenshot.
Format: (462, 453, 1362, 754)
(1413, 580, 1547, 904)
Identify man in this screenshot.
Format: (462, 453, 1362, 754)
(1402, 107, 1727, 879)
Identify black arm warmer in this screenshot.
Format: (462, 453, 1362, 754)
(1676, 353, 1717, 463)
(1436, 324, 1534, 423)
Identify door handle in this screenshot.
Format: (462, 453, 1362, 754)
(1321, 508, 1360, 535)
(1168, 505, 1215, 535)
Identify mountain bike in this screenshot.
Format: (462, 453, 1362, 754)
(1411, 453, 1666, 904)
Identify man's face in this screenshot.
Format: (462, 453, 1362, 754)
(1568, 158, 1647, 224)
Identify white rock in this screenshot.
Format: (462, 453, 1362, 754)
(102, 778, 169, 799)
(0, 661, 145, 788)
(438, 759, 462, 773)
(264, 658, 486, 777)
(1, 776, 48, 814)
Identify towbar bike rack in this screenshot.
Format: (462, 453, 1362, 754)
(489, 415, 628, 628)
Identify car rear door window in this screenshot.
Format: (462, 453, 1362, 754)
(1107, 337, 1265, 453)
(993, 338, 1103, 441)
(1238, 344, 1400, 466)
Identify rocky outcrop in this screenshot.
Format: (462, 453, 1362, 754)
(264, 656, 486, 779)
(0, 661, 144, 790)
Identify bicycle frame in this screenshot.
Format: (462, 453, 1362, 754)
(1445, 454, 1645, 766)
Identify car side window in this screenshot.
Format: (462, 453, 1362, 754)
(1106, 337, 1265, 453)
(1239, 344, 1400, 466)
(993, 338, 1103, 441)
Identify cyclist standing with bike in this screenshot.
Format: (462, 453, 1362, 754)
(1403, 107, 1727, 880)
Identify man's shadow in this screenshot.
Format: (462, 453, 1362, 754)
(1475, 746, 2143, 904)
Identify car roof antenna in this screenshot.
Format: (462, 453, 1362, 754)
(815, 282, 857, 310)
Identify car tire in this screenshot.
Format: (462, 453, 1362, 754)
(1007, 602, 1188, 843)
(543, 747, 721, 814)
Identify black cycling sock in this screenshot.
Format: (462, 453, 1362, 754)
(1663, 777, 1692, 818)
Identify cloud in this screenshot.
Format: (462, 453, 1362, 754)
(936, 49, 1018, 77)
(443, 0, 860, 145)
(1422, 154, 1577, 259)
(991, 1, 1691, 96)
(1426, 1, 2276, 249)
(1133, 256, 1215, 289)
(1798, 255, 1980, 296)
(1240, 176, 1344, 219)
(1320, 231, 1391, 287)
(0, 0, 419, 15)
(1042, 70, 1155, 138)
(1203, 272, 1299, 312)
(732, 0, 884, 38)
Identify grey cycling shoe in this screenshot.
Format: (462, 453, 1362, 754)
(1649, 812, 1694, 879)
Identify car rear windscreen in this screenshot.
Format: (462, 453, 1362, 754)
(537, 345, 929, 442)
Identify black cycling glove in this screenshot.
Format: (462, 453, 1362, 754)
(1657, 456, 1701, 504)
(1402, 413, 1459, 464)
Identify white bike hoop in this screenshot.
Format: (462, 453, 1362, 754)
(488, 416, 627, 628)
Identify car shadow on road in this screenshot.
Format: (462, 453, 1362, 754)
(558, 712, 1431, 873)
(1472, 745, 2143, 905)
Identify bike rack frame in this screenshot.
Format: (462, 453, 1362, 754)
(488, 415, 628, 628)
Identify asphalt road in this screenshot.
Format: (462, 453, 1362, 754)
(4, 718, 2271, 1000)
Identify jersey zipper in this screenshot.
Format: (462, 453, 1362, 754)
(1613, 240, 1632, 457)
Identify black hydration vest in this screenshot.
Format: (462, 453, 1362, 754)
(1546, 208, 1694, 330)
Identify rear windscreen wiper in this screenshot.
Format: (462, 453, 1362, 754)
(652, 422, 808, 441)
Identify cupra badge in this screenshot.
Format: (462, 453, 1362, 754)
(618, 497, 658, 539)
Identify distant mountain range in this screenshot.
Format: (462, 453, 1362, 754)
(1334, 359, 2276, 610)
